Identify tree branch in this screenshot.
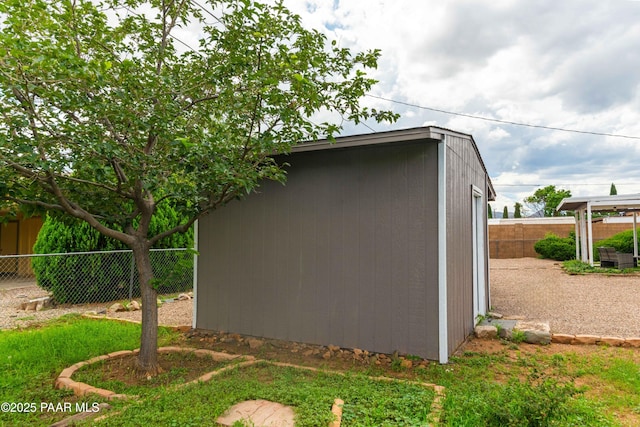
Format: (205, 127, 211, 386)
(182, 93, 220, 110)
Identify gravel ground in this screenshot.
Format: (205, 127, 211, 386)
(0, 283, 193, 330)
(2, 258, 639, 337)
(490, 257, 640, 337)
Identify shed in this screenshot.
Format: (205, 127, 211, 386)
(194, 126, 495, 363)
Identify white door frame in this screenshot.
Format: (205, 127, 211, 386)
(472, 186, 486, 321)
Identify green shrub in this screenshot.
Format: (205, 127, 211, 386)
(593, 228, 638, 261)
(534, 232, 575, 261)
(32, 207, 193, 304)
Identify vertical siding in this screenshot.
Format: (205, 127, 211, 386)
(197, 141, 441, 359)
(445, 135, 491, 355)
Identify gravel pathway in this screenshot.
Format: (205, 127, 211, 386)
(490, 258, 640, 337)
(0, 283, 192, 330)
(2, 259, 639, 338)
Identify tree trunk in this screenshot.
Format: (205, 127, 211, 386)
(132, 241, 162, 376)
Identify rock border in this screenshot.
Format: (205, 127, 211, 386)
(551, 334, 640, 347)
(475, 324, 640, 348)
(55, 347, 445, 426)
(55, 347, 250, 399)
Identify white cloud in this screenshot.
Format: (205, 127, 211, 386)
(487, 127, 510, 142)
(280, 0, 640, 201)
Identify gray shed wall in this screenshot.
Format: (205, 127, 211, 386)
(445, 134, 492, 354)
(196, 140, 441, 359)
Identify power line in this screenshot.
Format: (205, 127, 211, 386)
(191, 0, 226, 27)
(102, 3, 640, 140)
(494, 183, 617, 187)
(367, 94, 640, 141)
(119, 5, 204, 55)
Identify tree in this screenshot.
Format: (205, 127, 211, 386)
(0, 0, 397, 375)
(502, 206, 509, 219)
(488, 203, 493, 219)
(610, 183, 617, 196)
(524, 185, 572, 217)
(33, 208, 193, 304)
(514, 202, 522, 218)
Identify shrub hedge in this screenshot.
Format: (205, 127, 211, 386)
(535, 228, 638, 263)
(32, 208, 194, 304)
(534, 232, 576, 261)
(594, 229, 638, 261)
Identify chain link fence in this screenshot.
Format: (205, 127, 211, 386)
(0, 249, 194, 304)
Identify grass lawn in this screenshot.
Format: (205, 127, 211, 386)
(1, 314, 640, 426)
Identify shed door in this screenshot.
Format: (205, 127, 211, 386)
(472, 186, 486, 320)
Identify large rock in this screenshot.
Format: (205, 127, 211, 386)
(514, 321, 551, 345)
(108, 302, 126, 313)
(551, 334, 575, 344)
(248, 338, 264, 350)
(598, 336, 625, 347)
(474, 325, 498, 339)
(573, 334, 599, 345)
(624, 338, 640, 348)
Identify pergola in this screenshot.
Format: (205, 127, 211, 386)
(557, 194, 640, 266)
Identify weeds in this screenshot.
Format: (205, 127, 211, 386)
(441, 367, 612, 426)
(563, 259, 640, 275)
(511, 330, 527, 344)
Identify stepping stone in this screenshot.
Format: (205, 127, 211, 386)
(216, 399, 295, 427)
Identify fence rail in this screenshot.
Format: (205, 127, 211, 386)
(0, 249, 194, 304)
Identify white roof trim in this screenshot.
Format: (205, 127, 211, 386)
(291, 126, 449, 152)
(557, 194, 640, 212)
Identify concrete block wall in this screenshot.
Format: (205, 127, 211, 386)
(489, 221, 635, 259)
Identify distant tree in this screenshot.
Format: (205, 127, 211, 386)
(610, 183, 618, 196)
(524, 185, 572, 217)
(502, 206, 509, 219)
(488, 204, 493, 219)
(514, 202, 523, 218)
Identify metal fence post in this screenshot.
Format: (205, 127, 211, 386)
(128, 251, 135, 301)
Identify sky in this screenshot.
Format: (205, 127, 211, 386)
(273, 0, 640, 214)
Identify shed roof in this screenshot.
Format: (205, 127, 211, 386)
(557, 194, 640, 213)
(293, 126, 496, 200)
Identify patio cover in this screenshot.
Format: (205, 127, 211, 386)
(557, 194, 640, 266)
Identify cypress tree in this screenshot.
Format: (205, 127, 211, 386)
(514, 202, 523, 218)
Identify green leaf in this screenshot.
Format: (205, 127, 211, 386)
(0, 0, 397, 363)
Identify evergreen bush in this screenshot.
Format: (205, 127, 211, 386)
(534, 232, 575, 261)
(594, 229, 638, 261)
(32, 207, 193, 304)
